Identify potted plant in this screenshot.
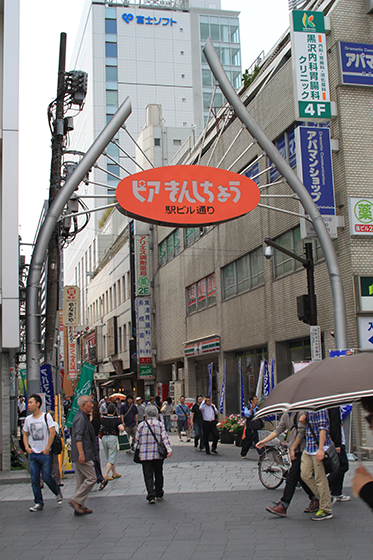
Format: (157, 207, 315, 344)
(230, 416, 246, 447)
(217, 417, 235, 444)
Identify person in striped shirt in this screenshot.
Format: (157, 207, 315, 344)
(135, 405, 172, 504)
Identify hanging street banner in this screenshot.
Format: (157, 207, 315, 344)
(62, 285, 80, 327)
(136, 296, 153, 380)
(338, 42, 373, 87)
(348, 197, 373, 235)
(290, 10, 331, 121)
(219, 360, 226, 414)
(135, 234, 150, 296)
(66, 362, 95, 428)
(19, 366, 27, 401)
(116, 166, 260, 227)
(40, 364, 55, 412)
(67, 326, 78, 380)
(238, 358, 245, 416)
(208, 363, 213, 399)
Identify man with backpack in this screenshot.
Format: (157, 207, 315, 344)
(256, 410, 317, 518)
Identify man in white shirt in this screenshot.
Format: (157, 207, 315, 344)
(23, 394, 63, 512)
(200, 396, 219, 455)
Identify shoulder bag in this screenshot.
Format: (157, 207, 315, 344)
(145, 420, 168, 460)
(44, 414, 63, 455)
(306, 416, 340, 474)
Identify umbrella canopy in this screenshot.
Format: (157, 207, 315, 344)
(109, 393, 126, 401)
(256, 352, 373, 418)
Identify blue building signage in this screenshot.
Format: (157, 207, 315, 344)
(338, 42, 373, 86)
(122, 13, 177, 26)
(296, 126, 335, 215)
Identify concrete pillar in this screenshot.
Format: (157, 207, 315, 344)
(184, 358, 196, 399)
(0, 350, 11, 471)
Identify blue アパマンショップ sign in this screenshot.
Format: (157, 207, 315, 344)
(338, 42, 373, 86)
(296, 126, 335, 215)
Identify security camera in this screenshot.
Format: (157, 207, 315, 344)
(264, 246, 274, 260)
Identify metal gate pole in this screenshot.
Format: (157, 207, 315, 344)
(203, 39, 347, 351)
(26, 97, 132, 397)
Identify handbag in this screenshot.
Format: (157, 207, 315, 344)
(161, 402, 167, 414)
(133, 445, 142, 463)
(117, 432, 130, 451)
(145, 420, 168, 460)
(44, 414, 63, 455)
(306, 416, 340, 474)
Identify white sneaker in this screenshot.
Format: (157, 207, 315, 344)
(29, 503, 43, 512)
(337, 494, 351, 502)
(331, 496, 338, 506)
(56, 492, 63, 504)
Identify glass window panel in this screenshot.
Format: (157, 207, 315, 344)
(105, 19, 117, 34)
(203, 91, 213, 111)
(202, 69, 212, 87)
(166, 235, 174, 261)
(283, 258, 293, 274)
(210, 16, 220, 40)
(107, 143, 119, 157)
(107, 164, 119, 180)
(221, 47, 230, 65)
(174, 229, 180, 255)
(105, 7, 116, 19)
(159, 240, 167, 266)
(197, 279, 207, 310)
(201, 45, 206, 63)
(233, 71, 241, 90)
(214, 92, 223, 107)
(236, 255, 249, 293)
(187, 284, 197, 314)
(207, 273, 216, 306)
(106, 66, 118, 82)
(225, 70, 232, 85)
(246, 161, 259, 186)
(220, 19, 230, 42)
(231, 47, 241, 66)
(288, 126, 296, 167)
(230, 20, 240, 43)
(200, 21, 209, 41)
(223, 263, 236, 299)
(105, 42, 117, 58)
(106, 90, 118, 106)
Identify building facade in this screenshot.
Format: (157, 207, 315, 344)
(150, 0, 373, 417)
(0, 0, 20, 472)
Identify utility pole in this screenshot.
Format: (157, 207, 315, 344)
(45, 33, 67, 368)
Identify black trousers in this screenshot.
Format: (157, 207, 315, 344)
(241, 429, 262, 457)
(281, 451, 314, 508)
(203, 421, 219, 453)
(141, 459, 164, 500)
(328, 444, 349, 497)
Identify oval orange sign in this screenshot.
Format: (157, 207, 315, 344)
(116, 165, 260, 227)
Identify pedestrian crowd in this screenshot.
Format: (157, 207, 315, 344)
(22, 391, 373, 518)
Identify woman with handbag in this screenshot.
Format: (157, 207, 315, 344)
(101, 403, 125, 481)
(135, 405, 172, 503)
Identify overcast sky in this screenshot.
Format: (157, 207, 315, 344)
(19, 0, 290, 259)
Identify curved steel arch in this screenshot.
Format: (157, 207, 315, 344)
(203, 38, 347, 350)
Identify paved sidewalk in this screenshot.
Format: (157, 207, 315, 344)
(0, 434, 371, 560)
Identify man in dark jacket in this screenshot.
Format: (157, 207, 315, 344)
(69, 395, 97, 516)
(328, 407, 350, 504)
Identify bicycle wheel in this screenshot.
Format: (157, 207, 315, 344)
(258, 447, 286, 490)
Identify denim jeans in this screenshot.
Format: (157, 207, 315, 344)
(30, 452, 60, 505)
(194, 422, 205, 450)
(163, 415, 171, 431)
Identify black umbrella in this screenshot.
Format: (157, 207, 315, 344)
(256, 352, 373, 419)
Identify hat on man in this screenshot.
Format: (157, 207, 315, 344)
(145, 405, 158, 418)
(136, 396, 141, 401)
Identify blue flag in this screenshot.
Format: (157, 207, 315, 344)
(271, 358, 275, 391)
(219, 361, 226, 414)
(238, 358, 245, 416)
(40, 364, 55, 412)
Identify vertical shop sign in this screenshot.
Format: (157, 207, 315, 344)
(62, 285, 80, 327)
(67, 326, 78, 380)
(136, 296, 153, 379)
(290, 10, 331, 120)
(135, 235, 150, 295)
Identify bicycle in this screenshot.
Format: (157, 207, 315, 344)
(258, 443, 291, 490)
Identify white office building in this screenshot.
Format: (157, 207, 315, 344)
(64, 0, 242, 330)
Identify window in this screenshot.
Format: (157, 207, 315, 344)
(105, 19, 117, 34)
(181, 74, 185, 79)
(182, 97, 186, 102)
(105, 43, 117, 58)
(187, 273, 217, 315)
(230, 19, 240, 43)
(269, 125, 297, 182)
(202, 68, 212, 87)
(273, 226, 304, 278)
(107, 164, 119, 180)
(245, 160, 260, 186)
(106, 90, 118, 106)
(173, 139, 181, 146)
(159, 230, 180, 267)
(220, 17, 230, 42)
(154, 138, 161, 146)
(210, 16, 220, 41)
(180, 50, 184, 55)
(222, 247, 264, 299)
(185, 227, 203, 247)
(200, 16, 209, 41)
(106, 66, 118, 82)
(118, 326, 122, 353)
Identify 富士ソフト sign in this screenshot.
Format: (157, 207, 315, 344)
(116, 165, 261, 226)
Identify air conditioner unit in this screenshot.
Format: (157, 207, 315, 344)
(368, 0, 373, 14)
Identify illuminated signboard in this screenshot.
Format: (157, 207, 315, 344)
(116, 165, 260, 227)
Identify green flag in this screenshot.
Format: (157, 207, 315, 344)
(66, 362, 95, 428)
(19, 366, 27, 401)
